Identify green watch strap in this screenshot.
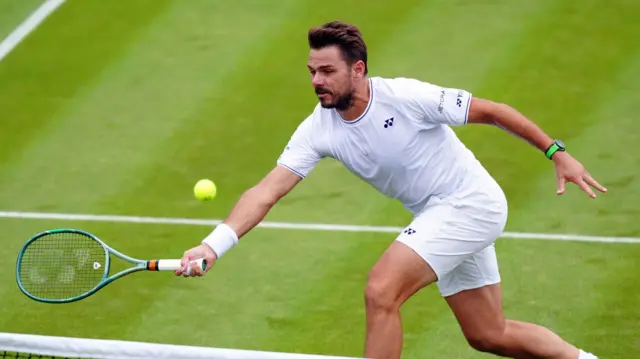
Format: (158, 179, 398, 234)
(545, 143, 559, 159)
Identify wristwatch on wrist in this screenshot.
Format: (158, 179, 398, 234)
(545, 139, 566, 160)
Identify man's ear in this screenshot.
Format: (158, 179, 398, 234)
(353, 60, 366, 79)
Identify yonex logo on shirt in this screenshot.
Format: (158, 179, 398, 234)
(384, 117, 394, 128)
(276, 77, 479, 216)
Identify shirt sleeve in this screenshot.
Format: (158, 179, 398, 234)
(276, 116, 323, 179)
(397, 78, 473, 126)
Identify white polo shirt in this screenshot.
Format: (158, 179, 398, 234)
(277, 76, 497, 215)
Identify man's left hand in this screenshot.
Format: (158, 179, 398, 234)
(553, 152, 607, 198)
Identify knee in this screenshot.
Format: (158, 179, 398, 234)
(465, 330, 507, 354)
(364, 279, 398, 313)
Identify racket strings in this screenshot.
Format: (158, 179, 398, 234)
(19, 232, 106, 300)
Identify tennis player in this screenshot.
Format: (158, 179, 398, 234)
(176, 21, 606, 359)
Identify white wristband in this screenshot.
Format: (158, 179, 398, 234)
(202, 223, 238, 259)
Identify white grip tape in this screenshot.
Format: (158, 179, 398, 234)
(155, 259, 204, 273)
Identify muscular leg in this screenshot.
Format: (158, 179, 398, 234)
(364, 241, 437, 359)
(445, 282, 583, 359)
(363, 183, 597, 359)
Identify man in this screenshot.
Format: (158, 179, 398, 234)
(175, 21, 606, 359)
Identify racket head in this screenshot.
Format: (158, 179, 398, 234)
(16, 229, 111, 304)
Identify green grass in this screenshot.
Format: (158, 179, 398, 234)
(1, 0, 639, 358)
(0, 0, 42, 41)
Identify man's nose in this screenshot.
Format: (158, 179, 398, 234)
(311, 73, 325, 88)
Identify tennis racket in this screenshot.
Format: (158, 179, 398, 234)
(15, 228, 206, 304)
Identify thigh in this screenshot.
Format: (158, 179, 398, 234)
(444, 281, 505, 339)
(367, 241, 438, 305)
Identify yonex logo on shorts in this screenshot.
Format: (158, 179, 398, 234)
(403, 228, 416, 235)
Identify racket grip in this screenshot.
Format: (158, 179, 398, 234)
(147, 259, 207, 273)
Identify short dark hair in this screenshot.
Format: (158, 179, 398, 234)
(308, 21, 368, 75)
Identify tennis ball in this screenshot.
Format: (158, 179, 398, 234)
(194, 179, 216, 201)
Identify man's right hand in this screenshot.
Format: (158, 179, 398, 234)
(174, 243, 217, 277)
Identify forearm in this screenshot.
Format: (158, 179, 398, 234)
(222, 185, 276, 239)
(201, 166, 300, 259)
(201, 184, 277, 259)
(472, 100, 554, 153)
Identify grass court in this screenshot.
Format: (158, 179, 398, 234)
(0, 1, 639, 358)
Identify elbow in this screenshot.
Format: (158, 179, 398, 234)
(481, 101, 511, 126)
(468, 98, 505, 125)
(494, 101, 513, 113)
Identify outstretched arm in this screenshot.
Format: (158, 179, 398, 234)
(222, 165, 302, 238)
(466, 97, 607, 198)
(176, 113, 322, 276)
(176, 166, 303, 276)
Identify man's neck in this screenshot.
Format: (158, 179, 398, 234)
(338, 77, 370, 122)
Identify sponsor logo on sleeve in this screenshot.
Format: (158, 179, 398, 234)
(456, 90, 464, 107)
(438, 89, 445, 113)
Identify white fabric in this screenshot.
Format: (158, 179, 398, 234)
(202, 223, 238, 259)
(277, 76, 509, 296)
(395, 179, 508, 296)
(579, 350, 600, 359)
(0, 332, 360, 359)
(277, 76, 494, 215)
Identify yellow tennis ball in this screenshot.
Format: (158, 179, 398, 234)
(194, 179, 216, 201)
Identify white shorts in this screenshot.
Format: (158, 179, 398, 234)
(396, 180, 508, 297)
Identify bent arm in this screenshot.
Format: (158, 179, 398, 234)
(466, 97, 555, 154)
(224, 165, 302, 238)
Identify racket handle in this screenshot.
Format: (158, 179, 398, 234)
(147, 259, 207, 273)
